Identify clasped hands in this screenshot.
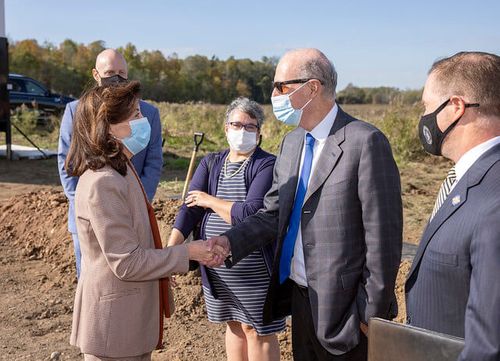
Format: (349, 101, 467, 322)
(186, 236, 231, 268)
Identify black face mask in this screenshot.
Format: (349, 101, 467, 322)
(418, 99, 479, 156)
(99, 74, 128, 86)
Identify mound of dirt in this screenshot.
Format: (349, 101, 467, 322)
(0, 190, 409, 360)
(0, 190, 74, 286)
(0, 193, 184, 285)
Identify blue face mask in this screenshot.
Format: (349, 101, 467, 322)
(120, 117, 151, 155)
(271, 82, 313, 126)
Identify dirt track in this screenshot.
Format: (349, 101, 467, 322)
(0, 157, 447, 360)
(0, 191, 287, 361)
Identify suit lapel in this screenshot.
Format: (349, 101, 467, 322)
(407, 182, 468, 280)
(279, 128, 304, 231)
(407, 143, 500, 282)
(304, 107, 348, 203)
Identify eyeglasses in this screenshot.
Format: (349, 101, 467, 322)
(272, 78, 324, 94)
(227, 121, 260, 133)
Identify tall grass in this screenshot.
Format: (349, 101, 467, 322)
(152, 101, 294, 157)
(155, 101, 425, 165)
(6, 106, 61, 150)
(378, 101, 427, 165)
(153, 102, 227, 155)
(5, 102, 427, 167)
(10, 105, 40, 134)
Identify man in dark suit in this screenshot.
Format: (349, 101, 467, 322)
(207, 48, 403, 360)
(405, 51, 500, 361)
(58, 49, 163, 278)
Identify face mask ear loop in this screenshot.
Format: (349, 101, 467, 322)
(447, 98, 479, 127)
(299, 82, 316, 110)
(440, 101, 468, 139)
(288, 81, 309, 97)
(434, 99, 450, 115)
(300, 97, 313, 111)
(289, 82, 314, 111)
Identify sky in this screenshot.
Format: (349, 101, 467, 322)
(5, 0, 500, 90)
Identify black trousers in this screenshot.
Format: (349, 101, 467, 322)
(291, 282, 367, 361)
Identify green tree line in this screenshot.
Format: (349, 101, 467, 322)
(9, 39, 420, 105)
(9, 39, 277, 104)
(336, 83, 422, 105)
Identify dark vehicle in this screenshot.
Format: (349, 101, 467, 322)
(8, 73, 75, 115)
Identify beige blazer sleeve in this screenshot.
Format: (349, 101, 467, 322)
(87, 174, 189, 281)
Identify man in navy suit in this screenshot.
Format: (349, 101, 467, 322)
(406, 51, 500, 361)
(57, 49, 163, 278)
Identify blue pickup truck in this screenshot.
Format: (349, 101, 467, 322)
(8, 73, 75, 115)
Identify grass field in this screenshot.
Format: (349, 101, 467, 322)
(156, 102, 391, 159)
(2, 102, 448, 216)
(3, 102, 414, 157)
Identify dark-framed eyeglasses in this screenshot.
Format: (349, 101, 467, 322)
(272, 78, 324, 94)
(227, 121, 260, 133)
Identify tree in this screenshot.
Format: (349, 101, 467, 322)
(8, 38, 278, 104)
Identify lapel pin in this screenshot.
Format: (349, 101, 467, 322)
(452, 195, 461, 206)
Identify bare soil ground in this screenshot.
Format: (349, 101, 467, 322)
(0, 156, 449, 360)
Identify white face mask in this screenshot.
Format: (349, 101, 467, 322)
(226, 128, 257, 152)
(271, 82, 313, 126)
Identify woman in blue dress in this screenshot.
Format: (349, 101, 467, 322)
(168, 97, 285, 361)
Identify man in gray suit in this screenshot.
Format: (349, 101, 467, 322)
(406, 52, 500, 361)
(207, 48, 403, 360)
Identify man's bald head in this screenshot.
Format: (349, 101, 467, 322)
(279, 48, 337, 98)
(92, 49, 128, 85)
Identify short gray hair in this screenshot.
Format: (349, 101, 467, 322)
(298, 53, 337, 98)
(430, 51, 500, 117)
(225, 97, 265, 127)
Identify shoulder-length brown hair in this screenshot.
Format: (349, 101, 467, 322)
(65, 81, 141, 177)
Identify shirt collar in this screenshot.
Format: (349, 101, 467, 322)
(307, 103, 338, 142)
(454, 136, 500, 181)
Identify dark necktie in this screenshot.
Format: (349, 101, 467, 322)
(430, 166, 456, 221)
(279, 133, 315, 284)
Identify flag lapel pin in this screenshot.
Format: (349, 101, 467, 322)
(452, 195, 461, 206)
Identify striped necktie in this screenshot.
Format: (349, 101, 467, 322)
(430, 166, 456, 221)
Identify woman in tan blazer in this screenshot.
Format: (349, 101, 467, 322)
(65, 81, 218, 360)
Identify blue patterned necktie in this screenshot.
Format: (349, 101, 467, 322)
(279, 133, 316, 284)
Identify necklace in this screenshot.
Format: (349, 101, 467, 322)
(223, 154, 252, 179)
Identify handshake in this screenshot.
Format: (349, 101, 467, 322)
(186, 236, 232, 267)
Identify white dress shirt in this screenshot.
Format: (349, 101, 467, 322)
(290, 103, 338, 286)
(451, 136, 500, 192)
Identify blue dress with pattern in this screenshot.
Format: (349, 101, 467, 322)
(203, 159, 286, 335)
